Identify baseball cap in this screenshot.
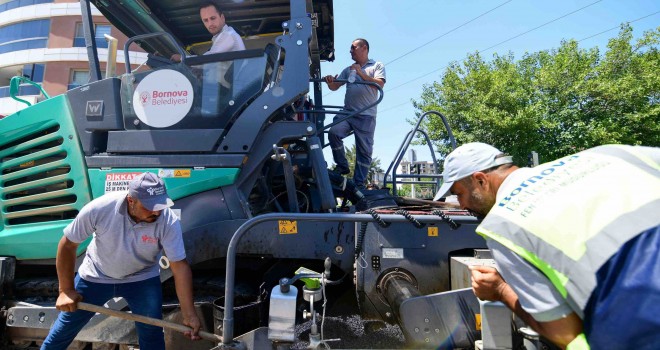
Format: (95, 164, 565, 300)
(128, 172, 174, 211)
(433, 143, 513, 201)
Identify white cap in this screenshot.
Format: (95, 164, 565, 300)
(433, 143, 513, 201)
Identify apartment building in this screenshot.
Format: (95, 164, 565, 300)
(0, 0, 145, 117)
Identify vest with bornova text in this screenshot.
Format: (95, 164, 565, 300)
(477, 145, 660, 317)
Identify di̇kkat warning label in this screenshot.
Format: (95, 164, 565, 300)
(104, 172, 142, 193)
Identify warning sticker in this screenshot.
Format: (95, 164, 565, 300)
(159, 169, 191, 178)
(104, 172, 142, 193)
(278, 220, 298, 234)
(428, 227, 438, 237)
(475, 314, 482, 331)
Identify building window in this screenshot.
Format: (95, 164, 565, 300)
(0, 0, 53, 13)
(74, 23, 111, 49)
(0, 19, 50, 54)
(0, 63, 45, 98)
(23, 63, 45, 83)
(68, 70, 105, 90)
(68, 70, 89, 90)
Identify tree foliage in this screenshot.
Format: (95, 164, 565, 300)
(414, 25, 660, 164)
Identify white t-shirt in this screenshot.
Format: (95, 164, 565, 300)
(205, 25, 246, 54)
(65, 191, 185, 284)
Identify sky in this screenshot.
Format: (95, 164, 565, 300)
(318, 0, 660, 170)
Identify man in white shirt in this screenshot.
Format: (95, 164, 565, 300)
(171, 1, 245, 61)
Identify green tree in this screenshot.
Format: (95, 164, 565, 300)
(414, 25, 660, 164)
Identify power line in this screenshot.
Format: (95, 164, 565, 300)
(478, 0, 603, 53)
(385, 0, 604, 94)
(378, 8, 660, 114)
(324, 0, 513, 98)
(577, 10, 660, 42)
(379, 100, 413, 114)
(384, 0, 513, 66)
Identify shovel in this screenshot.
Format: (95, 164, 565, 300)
(77, 302, 223, 343)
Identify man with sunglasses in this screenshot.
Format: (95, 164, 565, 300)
(324, 38, 386, 188)
(42, 172, 201, 350)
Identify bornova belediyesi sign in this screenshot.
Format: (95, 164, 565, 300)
(132, 69, 194, 128)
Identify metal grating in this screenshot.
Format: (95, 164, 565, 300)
(0, 122, 80, 225)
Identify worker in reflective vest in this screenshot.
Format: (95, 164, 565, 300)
(434, 143, 660, 350)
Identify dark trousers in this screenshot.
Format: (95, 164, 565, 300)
(41, 275, 165, 350)
(583, 224, 660, 350)
(328, 114, 376, 187)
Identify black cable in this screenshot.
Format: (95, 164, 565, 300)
(395, 209, 425, 229)
(355, 222, 368, 256)
(432, 209, 460, 230)
(366, 208, 391, 228)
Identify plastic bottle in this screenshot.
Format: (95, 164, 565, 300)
(348, 69, 357, 83)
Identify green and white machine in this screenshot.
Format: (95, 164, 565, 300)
(0, 1, 510, 349)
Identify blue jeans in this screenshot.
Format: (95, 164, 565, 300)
(329, 114, 376, 187)
(41, 275, 164, 350)
(583, 225, 660, 349)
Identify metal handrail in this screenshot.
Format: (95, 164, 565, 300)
(305, 78, 384, 136)
(220, 212, 477, 345)
(384, 111, 456, 195)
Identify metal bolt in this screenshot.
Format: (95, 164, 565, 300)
(229, 100, 235, 106)
(283, 22, 288, 28)
(297, 40, 302, 46)
(425, 338, 430, 343)
(414, 327, 419, 333)
(296, 22, 303, 29)
(435, 329, 440, 333)
(425, 318, 429, 323)
(133, 119, 140, 125)
(263, 105, 268, 110)
(39, 312, 46, 323)
(385, 312, 392, 318)
(306, 126, 313, 133)
(23, 315, 29, 321)
(335, 245, 344, 254)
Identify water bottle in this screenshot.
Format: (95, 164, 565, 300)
(348, 69, 357, 83)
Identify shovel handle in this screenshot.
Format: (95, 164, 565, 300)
(77, 302, 223, 343)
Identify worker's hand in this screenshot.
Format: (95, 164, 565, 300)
(55, 289, 83, 312)
(170, 53, 182, 62)
(183, 312, 202, 340)
(324, 74, 337, 84)
(469, 265, 507, 302)
(350, 63, 363, 77)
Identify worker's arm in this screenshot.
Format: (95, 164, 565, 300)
(55, 236, 82, 312)
(351, 63, 385, 89)
(170, 259, 201, 340)
(470, 266, 583, 348)
(324, 74, 343, 91)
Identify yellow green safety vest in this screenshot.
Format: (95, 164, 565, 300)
(476, 145, 660, 350)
